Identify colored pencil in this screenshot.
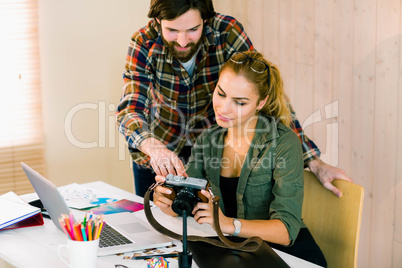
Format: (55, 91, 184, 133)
(96, 220, 104, 240)
(59, 213, 104, 241)
(87, 221, 93, 241)
(58, 218, 71, 239)
(81, 225, 87, 241)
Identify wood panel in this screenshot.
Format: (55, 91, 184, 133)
(394, 1, 402, 264)
(333, 0, 354, 173)
(261, 0, 279, 63)
(313, 1, 334, 164)
(246, 0, 263, 51)
(372, 1, 400, 267)
(213, 1, 402, 267)
(278, 0, 297, 102)
(230, 0, 247, 28)
(352, 0, 377, 266)
(294, 0, 315, 138)
(213, 0, 233, 18)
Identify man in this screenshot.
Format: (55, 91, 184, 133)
(116, 0, 351, 198)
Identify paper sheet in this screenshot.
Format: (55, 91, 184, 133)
(58, 183, 122, 209)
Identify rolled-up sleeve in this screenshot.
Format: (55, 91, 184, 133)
(116, 31, 154, 147)
(269, 129, 304, 245)
(115, 31, 157, 165)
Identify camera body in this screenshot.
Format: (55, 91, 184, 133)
(164, 174, 209, 216)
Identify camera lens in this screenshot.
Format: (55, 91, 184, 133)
(171, 187, 198, 216)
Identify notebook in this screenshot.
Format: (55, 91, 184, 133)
(0, 192, 43, 230)
(20, 162, 173, 256)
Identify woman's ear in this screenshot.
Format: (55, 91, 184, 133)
(155, 18, 161, 24)
(257, 95, 269, 110)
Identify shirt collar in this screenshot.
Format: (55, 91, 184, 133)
(252, 115, 280, 146)
(203, 18, 216, 47)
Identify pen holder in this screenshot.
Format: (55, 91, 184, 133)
(57, 238, 99, 268)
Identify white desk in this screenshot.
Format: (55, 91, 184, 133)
(0, 181, 321, 268)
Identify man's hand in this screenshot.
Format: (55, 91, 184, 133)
(138, 137, 187, 177)
(308, 158, 353, 197)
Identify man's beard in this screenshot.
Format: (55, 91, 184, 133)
(162, 32, 204, 62)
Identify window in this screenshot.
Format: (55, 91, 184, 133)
(0, 0, 46, 195)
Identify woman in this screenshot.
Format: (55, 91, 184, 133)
(153, 51, 326, 267)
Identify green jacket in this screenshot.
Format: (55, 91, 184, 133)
(186, 115, 304, 244)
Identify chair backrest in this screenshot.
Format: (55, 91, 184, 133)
(302, 170, 364, 268)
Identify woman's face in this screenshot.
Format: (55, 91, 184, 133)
(213, 70, 266, 130)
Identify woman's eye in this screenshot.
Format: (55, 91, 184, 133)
(218, 92, 225, 97)
(235, 102, 246, 106)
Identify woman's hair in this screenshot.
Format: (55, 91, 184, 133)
(148, 0, 215, 21)
(220, 51, 292, 127)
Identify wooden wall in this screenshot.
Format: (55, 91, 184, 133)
(214, 0, 402, 267)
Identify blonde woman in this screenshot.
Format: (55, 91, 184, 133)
(154, 51, 326, 267)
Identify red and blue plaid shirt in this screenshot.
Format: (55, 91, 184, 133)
(116, 13, 320, 167)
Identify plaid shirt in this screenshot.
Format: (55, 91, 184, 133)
(116, 13, 320, 167)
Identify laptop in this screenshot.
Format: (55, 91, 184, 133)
(20, 162, 174, 256)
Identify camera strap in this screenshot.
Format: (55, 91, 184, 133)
(144, 182, 263, 252)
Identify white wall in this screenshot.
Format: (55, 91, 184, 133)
(38, 0, 150, 191)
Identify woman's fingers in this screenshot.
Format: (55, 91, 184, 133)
(155, 175, 166, 183)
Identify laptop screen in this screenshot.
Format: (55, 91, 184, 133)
(21, 162, 72, 231)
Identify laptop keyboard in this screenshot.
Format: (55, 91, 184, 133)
(99, 223, 133, 248)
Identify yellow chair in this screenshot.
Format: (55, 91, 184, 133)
(302, 170, 364, 268)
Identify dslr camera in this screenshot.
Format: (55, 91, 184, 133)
(164, 174, 209, 216)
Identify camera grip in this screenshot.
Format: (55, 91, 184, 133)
(197, 188, 208, 203)
(164, 187, 176, 201)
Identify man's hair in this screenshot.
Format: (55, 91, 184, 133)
(148, 0, 215, 21)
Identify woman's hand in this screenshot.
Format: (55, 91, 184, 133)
(192, 189, 234, 234)
(152, 175, 177, 216)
